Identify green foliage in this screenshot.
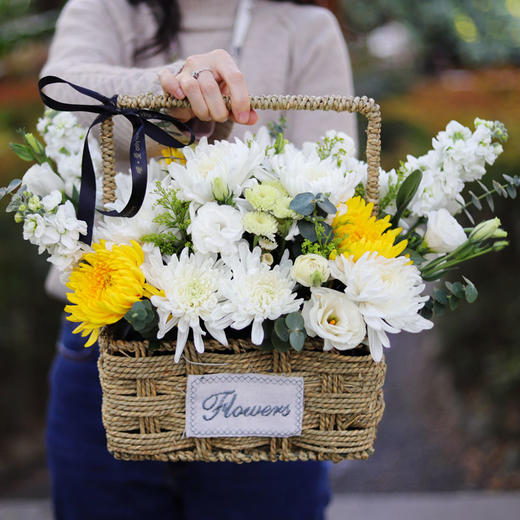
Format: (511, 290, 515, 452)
(341, 0, 520, 68)
(460, 174, 520, 224)
(262, 312, 307, 353)
(9, 131, 48, 165)
(421, 276, 478, 319)
(141, 182, 191, 255)
(390, 169, 422, 227)
(290, 192, 339, 255)
(123, 299, 159, 340)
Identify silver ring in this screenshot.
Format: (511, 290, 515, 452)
(191, 68, 213, 80)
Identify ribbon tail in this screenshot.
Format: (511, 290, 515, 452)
(77, 115, 106, 244)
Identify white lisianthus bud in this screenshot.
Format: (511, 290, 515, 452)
(492, 240, 509, 252)
(469, 218, 506, 241)
(424, 208, 467, 253)
(291, 254, 330, 287)
(302, 287, 366, 351)
(22, 162, 64, 197)
(14, 212, 23, 223)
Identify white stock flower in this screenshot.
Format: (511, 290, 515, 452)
(291, 254, 330, 287)
(271, 148, 362, 205)
(189, 202, 244, 255)
(23, 201, 87, 260)
(302, 287, 366, 351)
(41, 190, 63, 212)
(141, 247, 232, 362)
(331, 253, 433, 362)
(216, 242, 302, 345)
(167, 137, 263, 204)
(424, 208, 467, 253)
(22, 162, 64, 197)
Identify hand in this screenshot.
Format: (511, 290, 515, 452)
(159, 49, 258, 125)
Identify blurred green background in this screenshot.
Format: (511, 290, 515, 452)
(0, 0, 519, 495)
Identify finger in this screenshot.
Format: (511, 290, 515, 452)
(178, 75, 211, 121)
(229, 108, 258, 126)
(209, 50, 250, 123)
(197, 71, 230, 123)
(158, 69, 185, 99)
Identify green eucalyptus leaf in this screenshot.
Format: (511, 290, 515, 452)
(463, 207, 475, 225)
(271, 332, 291, 352)
(469, 191, 482, 210)
(0, 188, 7, 201)
(298, 220, 318, 242)
(290, 193, 315, 216)
(316, 197, 337, 215)
(433, 301, 445, 317)
(507, 184, 517, 198)
(434, 289, 448, 305)
(463, 277, 478, 303)
(285, 312, 304, 331)
(448, 281, 464, 299)
(7, 179, 22, 194)
(274, 317, 289, 341)
(448, 296, 459, 311)
(318, 222, 334, 243)
(289, 330, 306, 352)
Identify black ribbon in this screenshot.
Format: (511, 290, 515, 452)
(38, 75, 194, 244)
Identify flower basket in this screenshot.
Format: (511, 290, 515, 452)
(96, 93, 386, 462)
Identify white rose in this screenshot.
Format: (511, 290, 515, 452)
(424, 208, 467, 253)
(22, 162, 64, 197)
(190, 202, 244, 255)
(302, 287, 366, 351)
(291, 254, 330, 287)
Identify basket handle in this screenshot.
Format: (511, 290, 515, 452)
(100, 94, 381, 211)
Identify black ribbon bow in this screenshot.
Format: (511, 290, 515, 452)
(38, 75, 194, 244)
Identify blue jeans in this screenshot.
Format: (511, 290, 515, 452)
(46, 318, 331, 519)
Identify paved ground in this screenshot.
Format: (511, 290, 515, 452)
(330, 331, 467, 493)
(2, 492, 520, 520)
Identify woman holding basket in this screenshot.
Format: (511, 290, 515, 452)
(42, 0, 356, 518)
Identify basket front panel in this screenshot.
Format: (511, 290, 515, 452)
(98, 330, 386, 463)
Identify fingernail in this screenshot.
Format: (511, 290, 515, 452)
(175, 88, 184, 99)
(238, 111, 249, 124)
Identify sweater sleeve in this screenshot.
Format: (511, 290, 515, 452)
(40, 0, 184, 157)
(283, 6, 358, 151)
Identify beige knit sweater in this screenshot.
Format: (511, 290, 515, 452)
(42, 0, 357, 298)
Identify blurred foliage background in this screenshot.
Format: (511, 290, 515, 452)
(0, 0, 519, 495)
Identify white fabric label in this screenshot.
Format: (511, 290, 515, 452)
(185, 373, 304, 438)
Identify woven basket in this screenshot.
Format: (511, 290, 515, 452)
(97, 93, 385, 463)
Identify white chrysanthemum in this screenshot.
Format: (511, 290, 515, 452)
(270, 148, 361, 205)
(216, 242, 303, 344)
(141, 247, 232, 362)
(242, 211, 278, 239)
(189, 202, 244, 255)
(302, 286, 366, 351)
(331, 253, 433, 362)
(167, 136, 263, 204)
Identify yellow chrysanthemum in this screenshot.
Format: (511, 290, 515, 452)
(332, 196, 407, 261)
(161, 147, 186, 165)
(65, 240, 159, 347)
